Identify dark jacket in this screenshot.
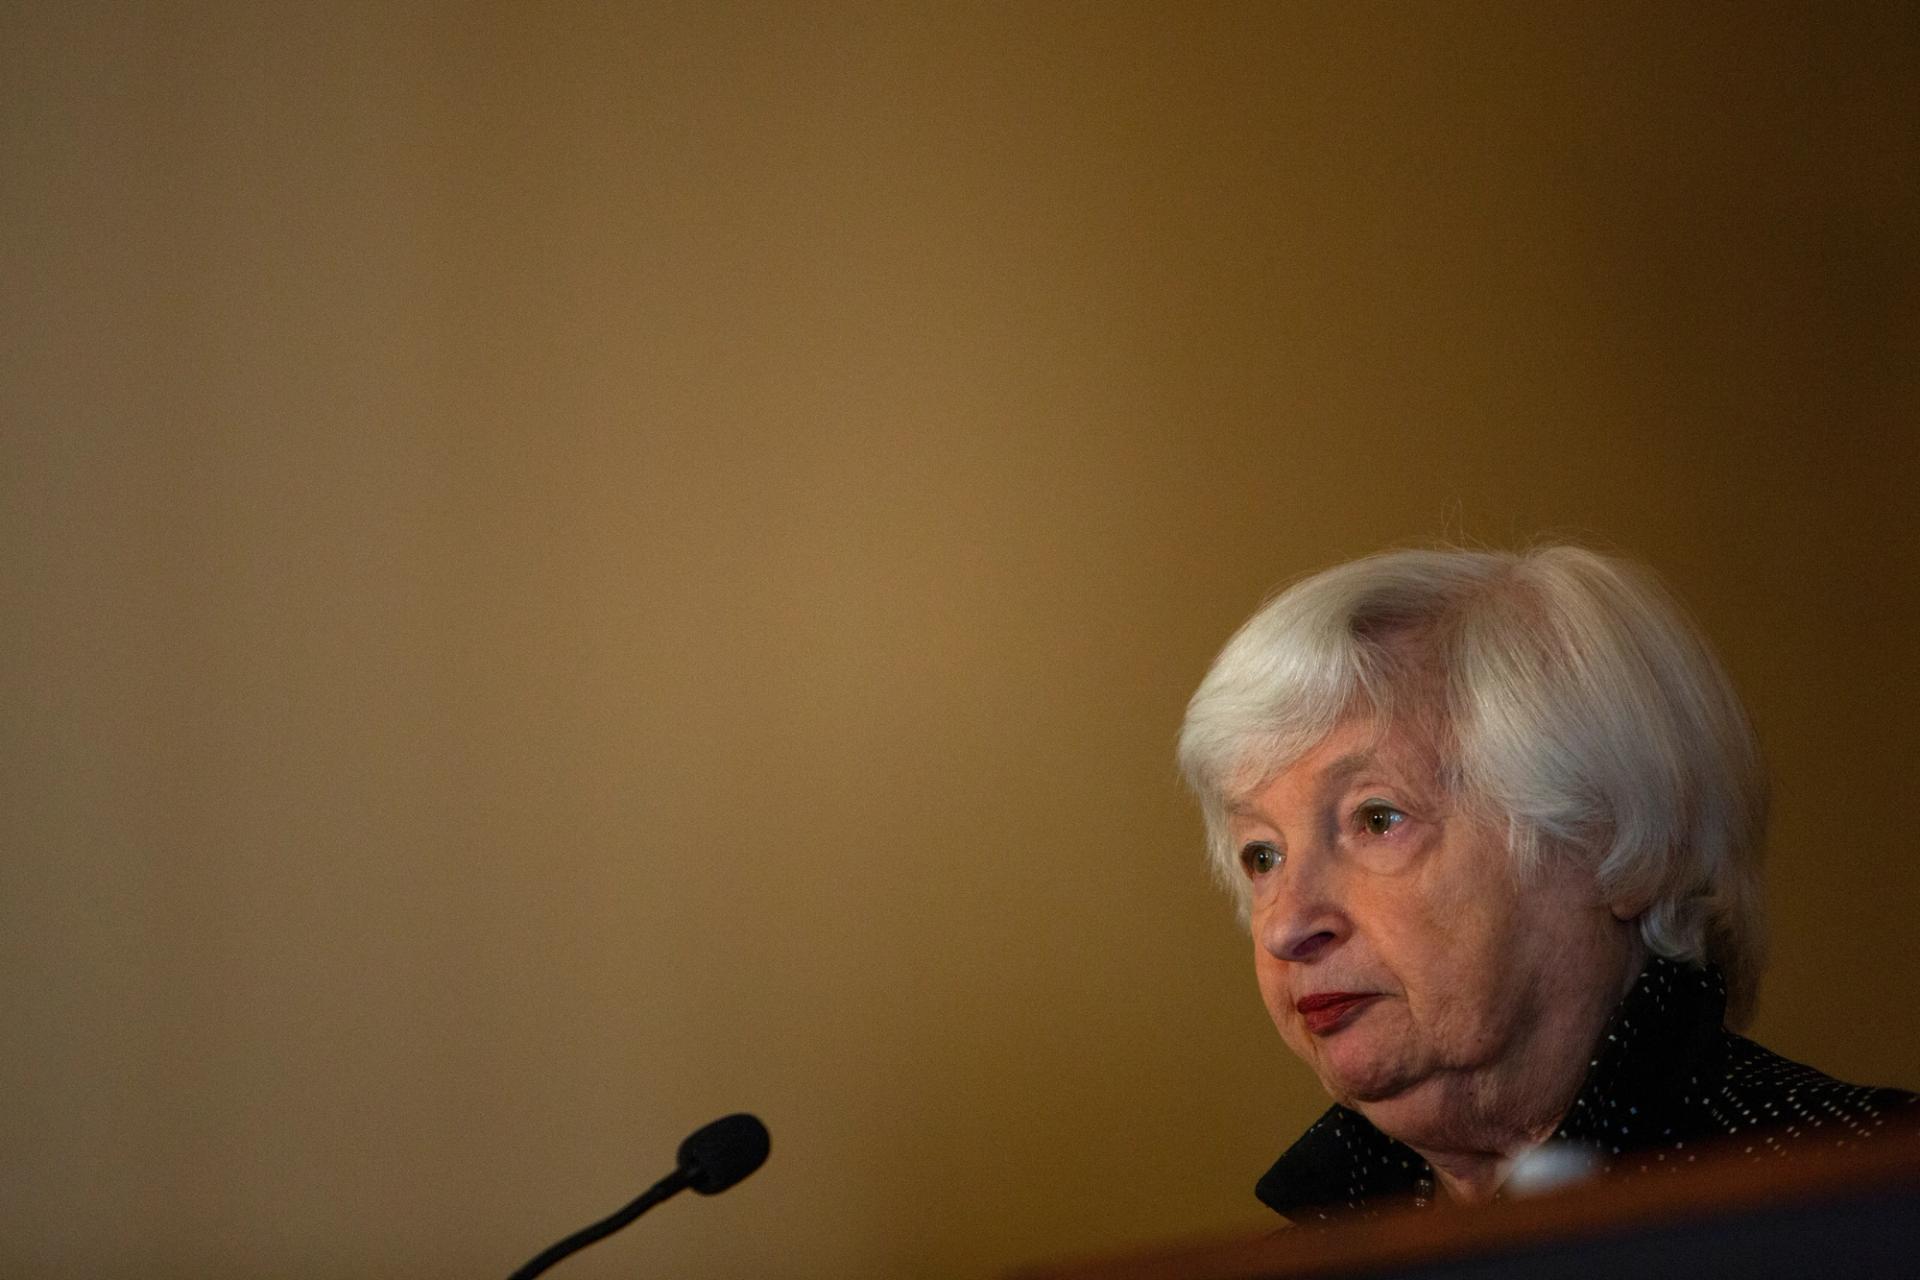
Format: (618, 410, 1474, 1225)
(1255, 956, 1920, 1222)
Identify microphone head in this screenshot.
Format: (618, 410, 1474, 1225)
(676, 1113, 770, 1195)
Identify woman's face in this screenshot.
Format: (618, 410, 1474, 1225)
(1228, 716, 1639, 1149)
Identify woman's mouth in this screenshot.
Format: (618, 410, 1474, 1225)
(1295, 992, 1378, 1035)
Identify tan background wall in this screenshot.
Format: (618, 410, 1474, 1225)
(4, 4, 1916, 1277)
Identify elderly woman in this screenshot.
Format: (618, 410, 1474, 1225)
(1178, 546, 1915, 1221)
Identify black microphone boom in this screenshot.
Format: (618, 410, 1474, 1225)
(506, 1113, 770, 1280)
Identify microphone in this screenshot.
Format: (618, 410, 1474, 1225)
(507, 1113, 771, 1280)
(675, 1112, 773, 1194)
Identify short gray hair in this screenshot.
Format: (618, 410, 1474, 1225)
(1176, 546, 1768, 1025)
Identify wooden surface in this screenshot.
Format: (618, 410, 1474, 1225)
(1007, 1130, 1920, 1280)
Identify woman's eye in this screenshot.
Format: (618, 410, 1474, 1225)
(1359, 803, 1405, 837)
(1239, 841, 1282, 876)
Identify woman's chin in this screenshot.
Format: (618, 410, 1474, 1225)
(1312, 1039, 1420, 1107)
(1305, 1043, 1397, 1105)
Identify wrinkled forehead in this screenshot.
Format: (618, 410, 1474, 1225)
(1218, 710, 1453, 813)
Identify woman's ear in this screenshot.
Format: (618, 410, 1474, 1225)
(1591, 858, 1652, 922)
(1606, 892, 1651, 923)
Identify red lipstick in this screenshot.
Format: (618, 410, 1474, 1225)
(1295, 992, 1378, 1035)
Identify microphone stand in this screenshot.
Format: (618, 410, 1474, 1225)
(507, 1169, 690, 1280)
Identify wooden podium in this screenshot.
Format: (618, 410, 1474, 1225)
(1009, 1132, 1920, 1279)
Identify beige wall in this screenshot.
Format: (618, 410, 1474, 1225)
(4, 4, 1916, 1277)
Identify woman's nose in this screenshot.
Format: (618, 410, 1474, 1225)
(1266, 920, 1345, 962)
(1254, 858, 1350, 963)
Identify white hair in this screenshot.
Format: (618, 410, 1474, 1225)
(1176, 546, 1769, 1025)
